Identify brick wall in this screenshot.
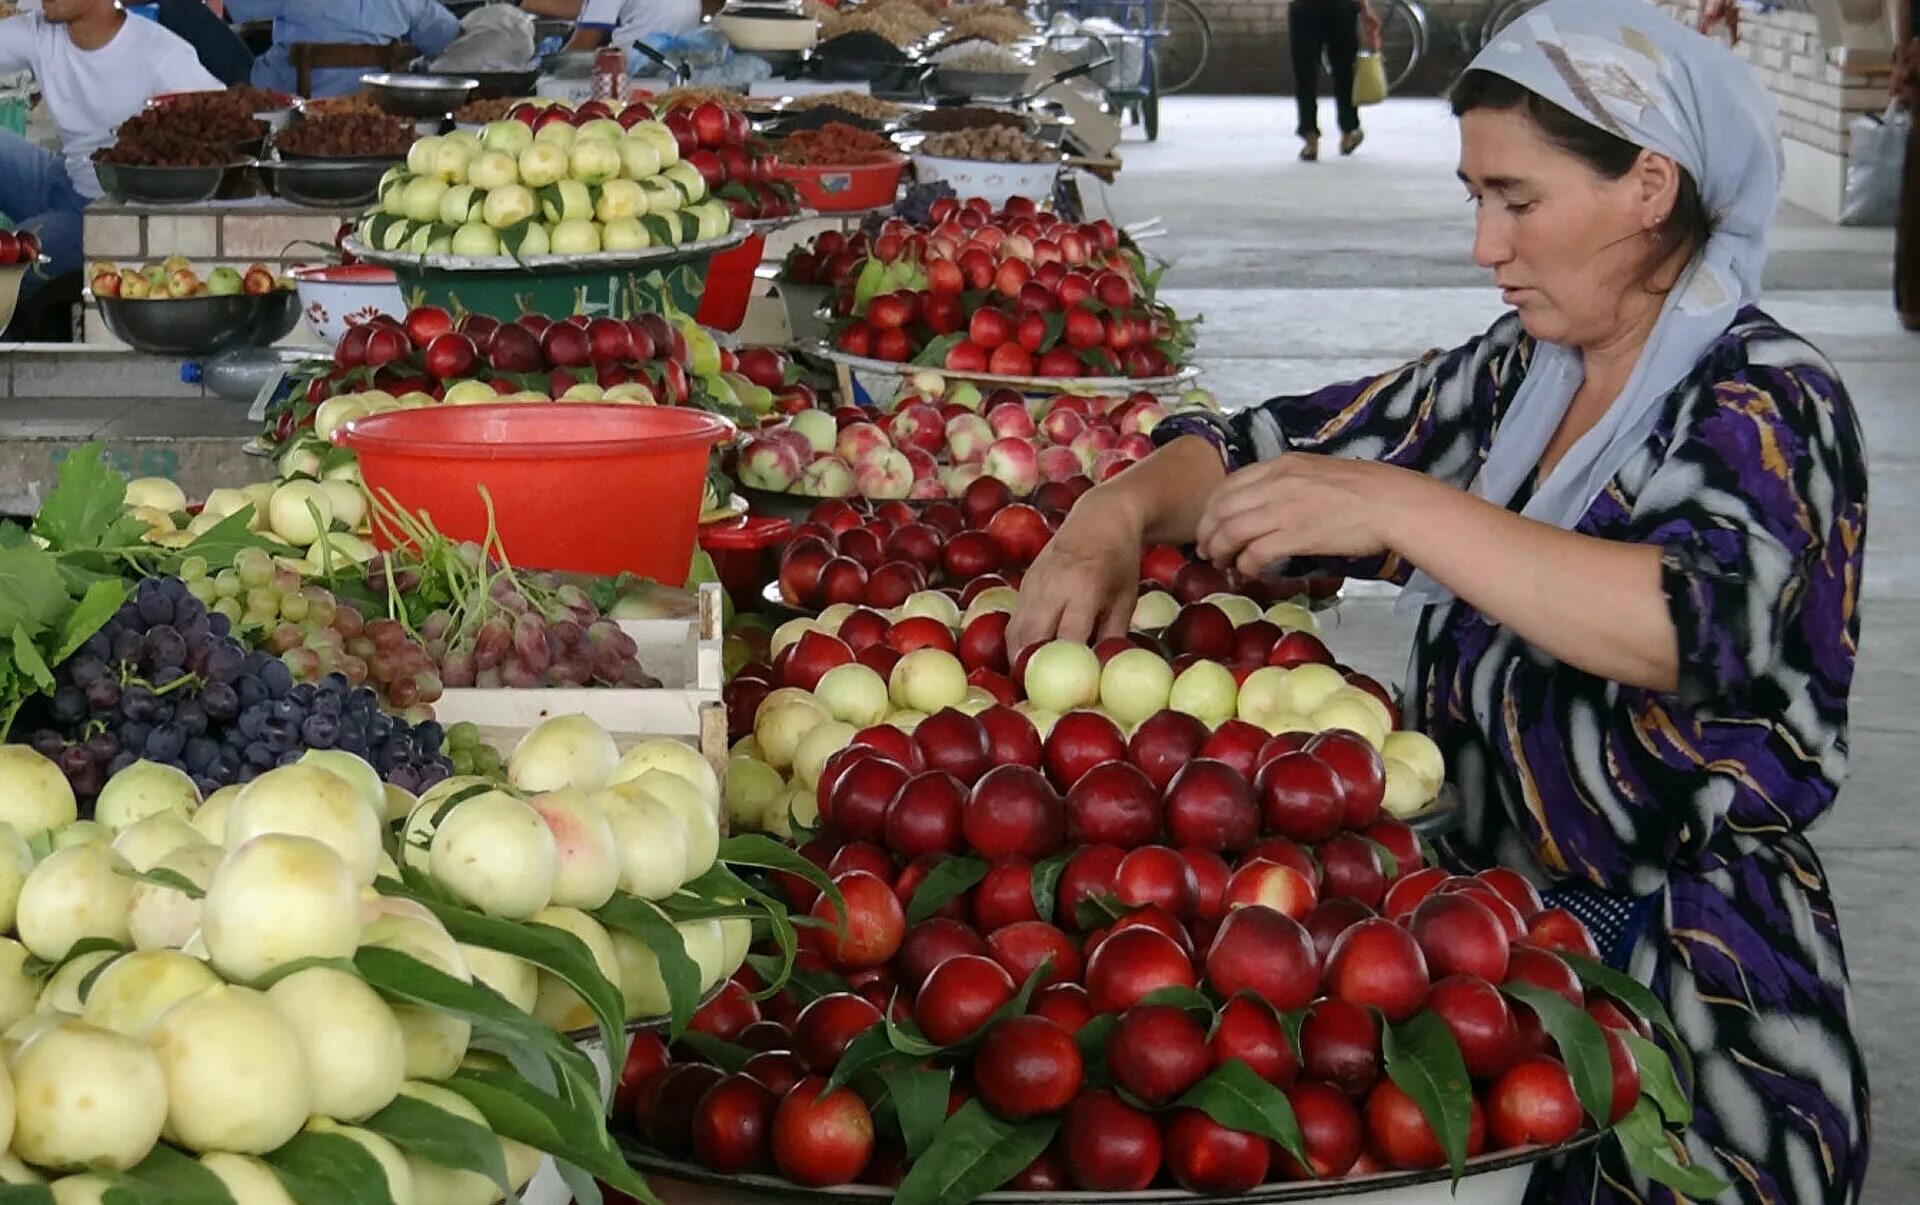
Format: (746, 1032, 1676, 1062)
(1194, 0, 1484, 94)
(1659, 1, 1884, 157)
(1659, 0, 1889, 217)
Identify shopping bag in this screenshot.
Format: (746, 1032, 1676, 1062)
(1353, 50, 1388, 106)
(1839, 104, 1908, 228)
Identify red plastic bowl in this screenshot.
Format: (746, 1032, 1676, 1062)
(334, 403, 734, 581)
(770, 155, 908, 212)
(695, 231, 765, 332)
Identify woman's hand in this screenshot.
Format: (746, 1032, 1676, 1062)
(1195, 453, 1412, 576)
(1357, 0, 1383, 51)
(1006, 497, 1147, 652)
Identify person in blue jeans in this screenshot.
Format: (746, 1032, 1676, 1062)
(0, 0, 221, 295)
(226, 0, 459, 98)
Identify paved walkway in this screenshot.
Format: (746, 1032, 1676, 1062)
(1125, 96, 1913, 1201)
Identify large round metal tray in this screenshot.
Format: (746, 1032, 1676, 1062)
(255, 156, 399, 208)
(624, 1135, 1596, 1202)
(342, 229, 751, 272)
(807, 343, 1196, 394)
(96, 290, 299, 356)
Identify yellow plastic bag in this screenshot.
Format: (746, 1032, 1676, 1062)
(1353, 50, 1388, 106)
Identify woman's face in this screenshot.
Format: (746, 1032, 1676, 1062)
(1457, 107, 1682, 349)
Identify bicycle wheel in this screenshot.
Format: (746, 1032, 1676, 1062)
(1376, 0, 1428, 94)
(1479, 0, 1541, 47)
(1152, 0, 1211, 96)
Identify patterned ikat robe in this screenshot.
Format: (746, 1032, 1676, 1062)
(1198, 307, 1871, 1204)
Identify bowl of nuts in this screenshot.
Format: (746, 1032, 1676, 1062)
(909, 127, 1059, 207)
(276, 109, 417, 160)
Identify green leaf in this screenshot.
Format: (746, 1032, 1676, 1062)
(1612, 1097, 1731, 1197)
(0, 1186, 54, 1204)
(116, 864, 207, 900)
(31, 442, 127, 552)
(1072, 892, 1127, 931)
(10, 626, 52, 693)
(1029, 850, 1069, 923)
(1038, 310, 1066, 353)
(893, 1099, 1057, 1205)
(361, 1092, 512, 1195)
(1073, 1013, 1116, 1086)
(1381, 1011, 1474, 1180)
(592, 894, 702, 1041)
(1279, 1008, 1306, 1063)
(904, 856, 989, 926)
(824, 1020, 911, 1093)
(671, 1031, 754, 1074)
(881, 1066, 952, 1160)
(1557, 953, 1687, 1070)
(177, 507, 296, 570)
(1501, 982, 1614, 1126)
(0, 543, 66, 638)
(51, 578, 128, 665)
(883, 1007, 942, 1058)
(909, 332, 964, 369)
(717, 833, 844, 918)
(1362, 836, 1399, 881)
(1620, 1030, 1691, 1126)
(1138, 984, 1215, 1015)
(103, 1143, 238, 1205)
(75, 949, 124, 1003)
(262, 1131, 397, 1205)
(444, 1064, 663, 1203)
(1173, 1058, 1309, 1167)
(353, 946, 603, 1106)
(743, 952, 845, 1004)
(380, 881, 626, 1075)
(248, 955, 361, 990)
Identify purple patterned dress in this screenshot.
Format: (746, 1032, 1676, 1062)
(1188, 307, 1872, 1203)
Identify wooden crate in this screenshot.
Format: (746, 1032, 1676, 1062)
(433, 583, 728, 780)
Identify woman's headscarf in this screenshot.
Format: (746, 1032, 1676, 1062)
(1399, 0, 1782, 609)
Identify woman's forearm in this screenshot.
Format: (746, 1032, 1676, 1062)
(1100, 435, 1230, 545)
(522, 0, 582, 19)
(1384, 475, 1680, 692)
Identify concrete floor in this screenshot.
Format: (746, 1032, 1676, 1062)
(1123, 97, 1913, 1202)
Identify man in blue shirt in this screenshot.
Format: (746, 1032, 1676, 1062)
(226, 0, 460, 96)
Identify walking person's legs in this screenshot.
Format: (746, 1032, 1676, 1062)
(0, 130, 88, 299)
(1326, 0, 1362, 152)
(1899, 108, 1920, 331)
(1289, 0, 1327, 159)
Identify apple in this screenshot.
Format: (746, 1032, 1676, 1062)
(1023, 641, 1101, 714)
(1098, 649, 1174, 727)
(889, 649, 968, 715)
(1168, 660, 1238, 728)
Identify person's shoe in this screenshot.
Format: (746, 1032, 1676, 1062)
(1340, 130, 1364, 156)
(1299, 137, 1319, 162)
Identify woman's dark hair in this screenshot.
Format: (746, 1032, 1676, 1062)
(1450, 69, 1713, 281)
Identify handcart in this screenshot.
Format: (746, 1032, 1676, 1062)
(1037, 0, 1212, 141)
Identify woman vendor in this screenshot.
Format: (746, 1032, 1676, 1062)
(1008, 0, 1872, 1199)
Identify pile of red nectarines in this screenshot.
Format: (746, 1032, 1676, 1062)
(612, 699, 1654, 1197)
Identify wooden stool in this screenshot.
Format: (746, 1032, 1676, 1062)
(288, 41, 417, 96)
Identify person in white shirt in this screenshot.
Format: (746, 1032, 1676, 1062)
(520, 0, 698, 55)
(0, 0, 221, 291)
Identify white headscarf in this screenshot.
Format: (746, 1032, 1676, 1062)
(1399, 0, 1782, 610)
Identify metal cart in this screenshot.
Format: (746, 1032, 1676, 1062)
(1037, 0, 1211, 141)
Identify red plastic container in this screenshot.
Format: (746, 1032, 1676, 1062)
(699, 513, 792, 607)
(334, 404, 734, 581)
(695, 230, 765, 332)
(770, 155, 909, 212)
